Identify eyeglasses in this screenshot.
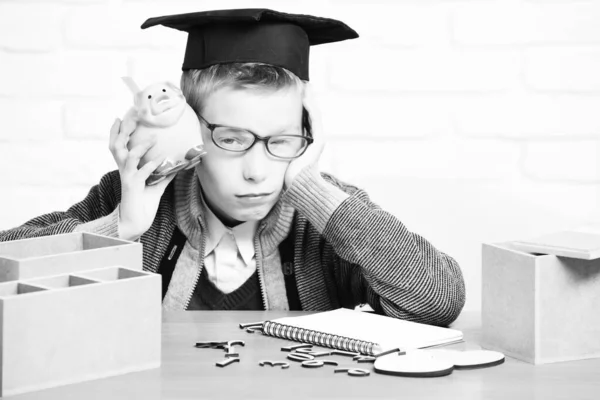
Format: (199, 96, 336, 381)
(198, 114, 313, 160)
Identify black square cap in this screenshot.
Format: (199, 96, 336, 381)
(141, 8, 358, 80)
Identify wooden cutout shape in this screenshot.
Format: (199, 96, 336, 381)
(425, 349, 505, 370)
(373, 350, 454, 378)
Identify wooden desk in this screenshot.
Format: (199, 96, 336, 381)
(8, 311, 600, 400)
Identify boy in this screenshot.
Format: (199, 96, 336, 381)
(0, 9, 465, 326)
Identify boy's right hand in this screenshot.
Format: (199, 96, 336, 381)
(109, 118, 176, 241)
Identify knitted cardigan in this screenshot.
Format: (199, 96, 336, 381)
(0, 166, 466, 327)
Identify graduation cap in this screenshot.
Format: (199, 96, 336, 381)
(141, 8, 359, 81)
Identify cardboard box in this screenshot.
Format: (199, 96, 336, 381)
(0, 266, 161, 397)
(482, 241, 600, 364)
(0, 232, 142, 282)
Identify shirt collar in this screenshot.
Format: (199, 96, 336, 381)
(173, 168, 295, 259)
(200, 190, 259, 266)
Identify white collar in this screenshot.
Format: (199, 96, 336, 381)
(201, 192, 259, 266)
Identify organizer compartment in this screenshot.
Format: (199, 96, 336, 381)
(482, 241, 600, 364)
(0, 233, 84, 260)
(0, 233, 159, 397)
(0, 266, 161, 397)
(0, 282, 46, 297)
(77, 266, 148, 282)
(0, 232, 143, 282)
(28, 274, 98, 289)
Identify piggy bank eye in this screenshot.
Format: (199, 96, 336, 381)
(148, 95, 152, 99)
(162, 89, 166, 92)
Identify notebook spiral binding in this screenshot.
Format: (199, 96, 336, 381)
(263, 320, 379, 356)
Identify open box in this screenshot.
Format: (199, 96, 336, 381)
(481, 234, 600, 364)
(0, 266, 161, 397)
(0, 232, 142, 282)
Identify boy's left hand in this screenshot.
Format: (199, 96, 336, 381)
(284, 83, 326, 189)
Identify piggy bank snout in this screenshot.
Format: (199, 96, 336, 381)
(154, 92, 170, 103)
(148, 89, 183, 113)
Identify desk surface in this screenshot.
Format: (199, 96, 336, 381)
(9, 311, 600, 400)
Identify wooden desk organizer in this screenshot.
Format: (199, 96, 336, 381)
(482, 242, 600, 364)
(0, 232, 143, 282)
(0, 233, 161, 397)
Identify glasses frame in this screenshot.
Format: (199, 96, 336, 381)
(198, 114, 314, 160)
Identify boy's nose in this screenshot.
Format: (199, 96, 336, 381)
(242, 141, 270, 183)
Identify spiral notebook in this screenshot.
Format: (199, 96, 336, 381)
(262, 308, 463, 356)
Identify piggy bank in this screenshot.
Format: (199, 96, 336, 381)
(122, 78, 206, 185)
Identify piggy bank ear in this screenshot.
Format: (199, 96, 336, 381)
(165, 81, 182, 94)
(134, 91, 144, 107)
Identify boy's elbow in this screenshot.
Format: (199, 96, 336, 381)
(411, 255, 467, 327)
(432, 255, 466, 327)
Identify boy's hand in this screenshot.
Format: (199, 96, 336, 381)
(109, 118, 175, 241)
(284, 84, 326, 189)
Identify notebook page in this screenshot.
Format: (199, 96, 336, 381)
(270, 308, 463, 351)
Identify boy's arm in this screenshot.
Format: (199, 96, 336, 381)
(283, 165, 466, 327)
(0, 171, 123, 242)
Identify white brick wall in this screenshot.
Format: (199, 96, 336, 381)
(1, 0, 599, 313)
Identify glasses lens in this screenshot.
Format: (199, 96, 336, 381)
(267, 136, 309, 158)
(213, 128, 255, 151)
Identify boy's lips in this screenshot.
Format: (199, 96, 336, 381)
(236, 192, 272, 197)
(235, 192, 274, 202)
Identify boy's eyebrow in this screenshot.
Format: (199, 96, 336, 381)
(276, 126, 302, 134)
(219, 122, 302, 136)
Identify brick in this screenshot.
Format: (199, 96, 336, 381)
(0, 0, 106, 3)
(329, 45, 520, 92)
(329, 137, 521, 181)
(328, 2, 450, 46)
(0, 99, 64, 141)
(308, 46, 331, 88)
(64, 5, 185, 49)
(453, 93, 600, 138)
(0, 52, 128, 97)
(64, 99, 131, 140)
(453, 1, 600, 45)
(0, 142, 116, 187)
(0, 4, 65, 52)
(127, 51, 188, 89)
(318, 145, 336, 177)
(506, 180, 600, 223)
(57, 0, 108, 3)
(319, 93, 452, 138)
(522, 141, 600, 183)
(525, 48, 600, 92)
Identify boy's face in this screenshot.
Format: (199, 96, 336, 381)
(195, 85, 303, 224)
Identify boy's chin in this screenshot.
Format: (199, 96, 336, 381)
(234, 206, 275, 222)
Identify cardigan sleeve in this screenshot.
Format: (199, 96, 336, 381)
(0, 170, 122, 242)
(283, 165, 466, 327)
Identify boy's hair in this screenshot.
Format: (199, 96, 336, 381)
(180, 62, 304, 116)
